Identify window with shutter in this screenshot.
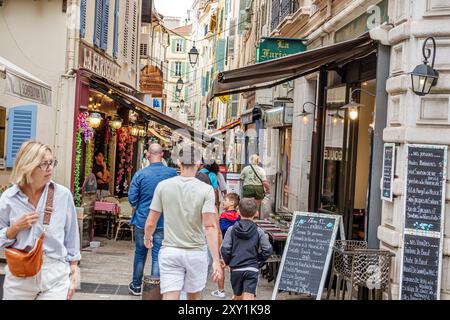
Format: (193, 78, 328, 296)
(101, 0, 109, 51)
(80, 0, 87, 38)
(6, 105, 37, 168)
(131, 0, 137, 65)
(231, 94, 239, 117)
(175, 62, 182, 77)
(216, 39, 226, 72)
(94, 0, 103, 47)
(113, 0, 119, 58)
(123, 0, 130, 59)
(140, 43, 148, 56)
(202, 76, 206, 97)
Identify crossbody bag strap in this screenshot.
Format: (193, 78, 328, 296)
(43, 183, 55, 226)
(250, 165, 263, 184)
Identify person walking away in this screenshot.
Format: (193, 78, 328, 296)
(93, 151, 111, 199)
(199, 163, 220, 210)
(128, 143, 177, 295)
(0, 141, 81, 300)
(240, 155, 270, 210)
(221, 198, 272, 300)
(144, 144, 223, 300)
(211, 193, 241, 298)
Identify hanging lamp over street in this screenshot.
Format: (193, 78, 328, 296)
(188, 44, 199, 67)
(411, 37, 439, 96)
(176, 77, 184, 92)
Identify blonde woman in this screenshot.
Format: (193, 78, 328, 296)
(240, 155, 271, 208)
(0, 141, 81, 300)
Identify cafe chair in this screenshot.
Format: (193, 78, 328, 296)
(345, 249, 395, 300)
(326, 240, 368, 300)
(115, 198, 134, 242)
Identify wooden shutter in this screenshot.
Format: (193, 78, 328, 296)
(80, 0, 86, 38)
(6, 105, 37, 168)
(101, 0, 109, 51)
(131, 0, 137, 65)
(113, 0, 119, 58)
(123, 0, 130, 59)
(94, 0, 103, 47)
(216, 39, 226, 72)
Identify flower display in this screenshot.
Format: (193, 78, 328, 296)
(115, 127, 134, 193)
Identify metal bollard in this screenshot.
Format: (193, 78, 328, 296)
(142, 276, 162, 300)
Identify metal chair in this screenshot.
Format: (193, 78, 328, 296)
(115, 198, 134, 242)
(346, 249, 395, 300)
(326, 240, 368, 300)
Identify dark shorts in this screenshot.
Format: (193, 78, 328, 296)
(230, 270, 259, 296)
(242, 185, 265, 200)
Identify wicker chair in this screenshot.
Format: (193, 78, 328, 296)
(346, 249, 395, 300)
(326, 240, 368, 300)
(114, 198, 134, 242)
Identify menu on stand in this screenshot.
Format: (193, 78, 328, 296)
(381, 143, 395, 201)
(400, 144, 447, 300)
(272, 212, 340, 300)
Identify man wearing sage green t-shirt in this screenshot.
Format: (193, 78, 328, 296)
(144, 144, 223, 300)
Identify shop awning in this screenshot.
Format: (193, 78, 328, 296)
(87, 74, 219, 147)
(210, 119, 241, 137)
(0, 55, 52, 106)
(208, 33, 377, 100)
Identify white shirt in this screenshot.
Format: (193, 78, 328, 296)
(0, 182, 81, 263)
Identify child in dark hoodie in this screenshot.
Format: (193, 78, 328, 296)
(221, 198, 273, 300)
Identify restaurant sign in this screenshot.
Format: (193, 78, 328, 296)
(264, 106, 293, 128)
(79, 43, 120, 83)
(256, 37, 307, 63)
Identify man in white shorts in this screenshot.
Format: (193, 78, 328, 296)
(144, 144, 223, 300)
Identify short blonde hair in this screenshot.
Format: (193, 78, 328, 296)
(10, 141, 52, 188)
(249, 154, 260, 165)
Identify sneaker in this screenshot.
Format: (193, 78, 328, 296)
(211, 290, 226, 298)
(128, 282, 142, 296)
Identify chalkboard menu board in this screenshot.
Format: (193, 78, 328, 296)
(400, 144, 447, 300)
(272, 212, 340, 300)
(381, 143, 395, 202)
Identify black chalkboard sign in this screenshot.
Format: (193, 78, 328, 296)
(401, 234, 440, 300)
(400, 144, 447, 300)
(381, 143, 395, 202)
(272, 212, 340, 300)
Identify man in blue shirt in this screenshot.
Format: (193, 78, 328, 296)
(128, 143, 177, 295)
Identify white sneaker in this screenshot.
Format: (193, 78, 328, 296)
(211, 290, 226, 298)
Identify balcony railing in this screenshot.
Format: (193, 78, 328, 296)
(271, 0, 301, 31)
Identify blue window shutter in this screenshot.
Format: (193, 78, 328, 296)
(202, 76, 206, 96)
(101, 0, 110, 51)
(94, 0, 102, 47)
(113, 0, 119, 58)
(80, 0, 87, 38)
(216, 39, 226, 72)
(6, 105, 37, 168)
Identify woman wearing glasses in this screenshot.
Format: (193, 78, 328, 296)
(0, 141, 81, 300)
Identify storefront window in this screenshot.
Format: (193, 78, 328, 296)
(320, 86, 346, 213)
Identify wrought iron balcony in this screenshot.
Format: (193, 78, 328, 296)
(271, 0, 301, 31)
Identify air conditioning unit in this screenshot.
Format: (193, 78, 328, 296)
(274, 85, 288, 99)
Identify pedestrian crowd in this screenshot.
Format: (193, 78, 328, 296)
(0, 140, 272, 300)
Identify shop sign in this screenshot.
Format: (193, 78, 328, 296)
(400, 144, 447, 300)
(256, 37, 306, 63)
(324, 147, 343, 161)
(5, 73, 52, 106)
(79, 43, 120, 83)
(272, 212, 341, 300)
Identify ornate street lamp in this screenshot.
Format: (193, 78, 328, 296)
(176, 77, 184, 92)
(109, 117, 123, 130)
(411, 37, 439, 96)
(188, 44, 199, 67)
(341, 88, 375, 121)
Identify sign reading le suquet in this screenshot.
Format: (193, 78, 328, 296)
(79, 43, 120, 83)
(400, 144, 447, 300)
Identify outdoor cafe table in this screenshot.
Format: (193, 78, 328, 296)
(93, 201, 119, 239)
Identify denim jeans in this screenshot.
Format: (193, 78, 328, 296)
(132, 227, 164, 288)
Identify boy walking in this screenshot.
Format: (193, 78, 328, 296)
(211, 193, 241, 298)
(221, 198, 273, 300)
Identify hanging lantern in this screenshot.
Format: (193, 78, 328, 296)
(130, 126, 140, 136)
(109, 117, 123, 130)
(138, 127, 146, 137)
(411, 37, 439, 96)
(87, 112, 102, 129)
(188, 45, 199, 67)
(176, 78, 184, 92)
